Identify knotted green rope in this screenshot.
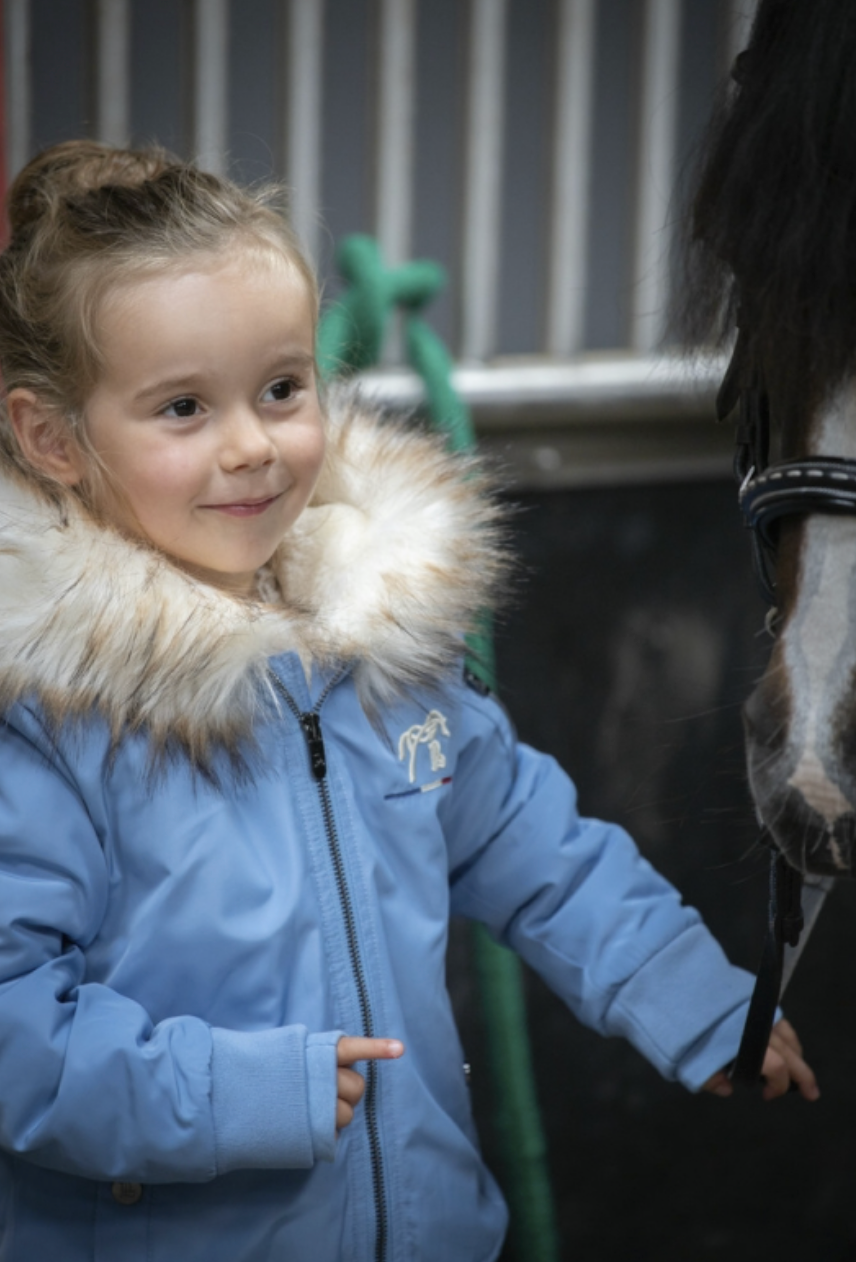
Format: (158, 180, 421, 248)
(317, 235, 560, 1262)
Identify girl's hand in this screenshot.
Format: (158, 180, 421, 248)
(336, 1037, 405, 1130)
(703, 1018, 820, 1101)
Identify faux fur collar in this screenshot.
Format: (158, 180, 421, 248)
(0, 386, 508, 760)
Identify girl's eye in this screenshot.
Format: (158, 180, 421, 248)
(163, 397, 199, 419)
(263, 378, 298, 403)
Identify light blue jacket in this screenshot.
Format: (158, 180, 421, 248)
(0, 393, 754, 1262)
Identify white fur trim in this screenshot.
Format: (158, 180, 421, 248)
(0, 386, 508, 759)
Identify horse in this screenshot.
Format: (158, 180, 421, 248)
(686, 0, 856, 880)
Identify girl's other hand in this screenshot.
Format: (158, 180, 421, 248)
(336, 1037, 405, 1130)
(759, 1018, 819, 1101)
(702, 1018, 820, 1102)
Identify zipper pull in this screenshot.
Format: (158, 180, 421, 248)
(300, 712, 327, 780)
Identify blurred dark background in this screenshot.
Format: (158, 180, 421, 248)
(450, 477, 856, 1262)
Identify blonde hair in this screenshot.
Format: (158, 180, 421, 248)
(0, 139, 319, 505)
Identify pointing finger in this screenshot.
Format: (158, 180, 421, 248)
(337, 1037, 405, 1066)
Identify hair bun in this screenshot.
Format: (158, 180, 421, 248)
(7, 140, 173, 241)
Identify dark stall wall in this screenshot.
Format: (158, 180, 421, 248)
(449, 478, 856, 1262)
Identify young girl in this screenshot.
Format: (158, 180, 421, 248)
(0, 141, 814, 1262)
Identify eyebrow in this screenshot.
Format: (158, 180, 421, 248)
(132, 374, 206, 404)
(131, 351, 317, 405)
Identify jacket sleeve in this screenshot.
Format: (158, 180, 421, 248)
(440, 687, 754, 1091)
(0, 712, 340, 1183)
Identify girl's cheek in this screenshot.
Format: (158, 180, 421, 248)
(308, 421, 327, 476)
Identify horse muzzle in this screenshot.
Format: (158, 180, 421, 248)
(744, 680, 856, 876)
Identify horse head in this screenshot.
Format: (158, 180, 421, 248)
(685, 0, 856, 877)
(741, 384, 856, 876)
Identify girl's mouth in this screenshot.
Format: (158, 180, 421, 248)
(202, 494, 282, 518)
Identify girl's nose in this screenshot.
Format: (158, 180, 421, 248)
(219, 409, 276, 471)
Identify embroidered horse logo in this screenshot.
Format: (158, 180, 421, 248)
(398, 710, 450, 783)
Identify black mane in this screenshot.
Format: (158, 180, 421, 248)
(685, 0, 856, 419)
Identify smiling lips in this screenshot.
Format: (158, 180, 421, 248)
(201, 493, 283, 517)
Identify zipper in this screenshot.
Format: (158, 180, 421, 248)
(269, 669, 389, 1262)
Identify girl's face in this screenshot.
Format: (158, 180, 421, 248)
(78, 253, 324, 594)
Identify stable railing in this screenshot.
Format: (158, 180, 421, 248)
(3, 0, 756, 483)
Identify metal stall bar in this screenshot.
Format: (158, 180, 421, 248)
(460, 0, 508, 362)
(358, 352, 732, 487)
(629, 0, 681, 354)
(191, 0, 228, 175)
(546, 0, 596, 358)
(284, 0, 324, 265)
(360, 354, 726, 420)
(94, 0, 130, 148)
(5, 0, 29, 179)
(375, 0, 415, 269)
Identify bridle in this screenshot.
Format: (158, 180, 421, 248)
(739, 458, 856, 604)
(717, 338, 843, 1083)
(723, 331, 856, 603)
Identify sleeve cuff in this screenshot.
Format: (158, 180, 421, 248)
(306, 1030, 342, 1162)
(606, 925, 757, 1090)
(676, 1002, 785, 1092)
(210, 1026, 343, 1173)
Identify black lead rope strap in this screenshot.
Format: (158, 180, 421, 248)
(730, 850, 804, 1085)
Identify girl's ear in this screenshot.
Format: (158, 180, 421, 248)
(6, 388, 85, 485)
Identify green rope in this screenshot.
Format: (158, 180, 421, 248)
(317, 234, 474, 449)
(473, 928, 561, 1261)
(317, 234, 560, 1262)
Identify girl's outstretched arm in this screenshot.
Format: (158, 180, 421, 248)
(441, 684, 771, 1093)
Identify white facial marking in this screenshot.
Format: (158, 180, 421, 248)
(782, 387, 856, 847)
